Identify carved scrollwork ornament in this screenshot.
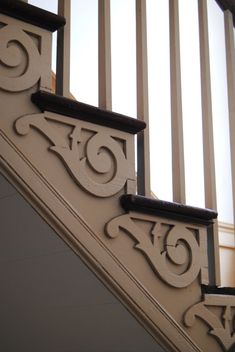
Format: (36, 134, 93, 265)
(184, 294, 235, 351)
(105, 213, 208, 288)
(0, 24, 41, 91)
(15, 113, 129, 197)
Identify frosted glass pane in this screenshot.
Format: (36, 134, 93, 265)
(179, 0, 205, 208)
(111, 0, 136, 117)
(70, 0, 98, 105)
(147, 0, 172, 201)
(208, 0, 233, 223)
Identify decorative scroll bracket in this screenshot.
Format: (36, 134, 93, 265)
(184, 294, 235, 351)
(105, 212, 209, 288)
(0, 14, 53, 92)
(15, 112, 136, 197)
(0, 24, 41, 92)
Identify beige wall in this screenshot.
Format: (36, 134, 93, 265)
(219, 223, 235, 287)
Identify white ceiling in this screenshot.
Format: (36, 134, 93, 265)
(0, 174, 165, 352)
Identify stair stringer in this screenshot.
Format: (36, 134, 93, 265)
(0, 3, 234, 351)
(0, 129, 202, 352)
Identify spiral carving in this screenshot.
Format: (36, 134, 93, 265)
(184, 295, 235, 350)
(106, 214, 208, 288)
(15, 114, 129, 197)
(0, 24, 41, 91)
(78, 132, 128, 196)
(159, 226, 201, 287)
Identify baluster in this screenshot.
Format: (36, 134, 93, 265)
(98, 0, 112, 110)
(136, 0, 151, 197)
(169, 0, 186, 204)
(56, 0, 71, 97)
(198, 0, 220, 284)
(224, 10, 235, 243)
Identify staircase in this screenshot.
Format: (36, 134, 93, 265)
(0, 1, 235, 351)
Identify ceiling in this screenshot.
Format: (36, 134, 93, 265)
(0, 174, 165, 352)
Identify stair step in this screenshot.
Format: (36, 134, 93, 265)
(202, 284, 235, 295)
(120, 194, 218, 225)
(0, 0, 65, 32)
(32, 90, 146, 134)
